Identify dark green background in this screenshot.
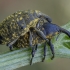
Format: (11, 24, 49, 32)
(0, 0, 70, 70)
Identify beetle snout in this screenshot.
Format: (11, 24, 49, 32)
(59, 27, 70, 37)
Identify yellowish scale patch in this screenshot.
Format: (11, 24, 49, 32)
(46, 34, 53, 39)
(35, 38, 38, 44)
(5, 28, 8, 33)
(12, 33, 16, 37)
(8, 16, 11, 18)
(15, 14, 18, 17)
(18, 12, 22, 15)
(25, 10, 28, 13)
(11, 15, 14, 17)
(30, 10, 34, 14)
(12, 19, 15, 22)
(20, 17, 23, 20)
(17, 18, 19, 21)
(2, 41, 7, 44)
(55, 32, 59, 35)
(6, 38, 9, 41)
(35, 10, 40, 14)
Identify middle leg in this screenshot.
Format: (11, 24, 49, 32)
(29, 31, 36, 65)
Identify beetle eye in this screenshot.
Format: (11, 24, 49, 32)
(17, 18, 26, 29)
(0, 35, 3, 39)
(21, 27, 24, 29)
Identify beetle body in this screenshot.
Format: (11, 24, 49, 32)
(0, 10, 52, 50)
(0, 10, 70, 65)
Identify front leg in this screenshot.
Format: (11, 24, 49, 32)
(29, 27, 48, 41)
(48, 39, 54, 60)
(35, 44, 38, 51)
(29, 31, 36, 65)
(34, 28, 48, 42)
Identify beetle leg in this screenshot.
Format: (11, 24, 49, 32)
(29, 31, 33, 47)
(9, 45, 13, 51)
(31, 47, 36, 65)
(7, 38, 18, 51)
(29, 31, 36, 65)
(36, 22, 40, 29)
(34, 28, 48, 42)
(36, 18, 44, 29)
(30, 45, 38, 65)
(42, 41, 47, 62)
(35, 44, 38, 51)
(59, 28, 70, 37)
(38, 13, 52, 23)
(29, 27, 47, 40)
(48, 39, 54, 60)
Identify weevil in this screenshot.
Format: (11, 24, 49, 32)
(13, 21, 70, 65)
(0, 10, 52, 50)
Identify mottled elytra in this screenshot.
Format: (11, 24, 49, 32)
(13, 21, 70, 65)
(0, 10, 52, 50)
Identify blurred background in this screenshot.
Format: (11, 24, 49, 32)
(0, 0, 70, 70)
